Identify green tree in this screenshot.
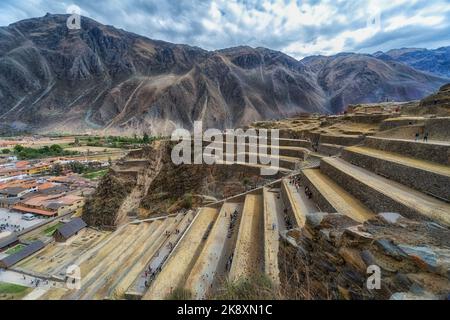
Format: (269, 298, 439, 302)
(51, 163, 63, 176)
(1, 149, 10, 154)
(49, 144, 63, 153)
(143, 132, 150, 144)
(14, 145, 24, 153)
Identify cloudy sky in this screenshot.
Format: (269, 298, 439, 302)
(1, 0, 449, 59)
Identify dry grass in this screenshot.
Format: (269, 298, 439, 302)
(213, 273, 281, 300)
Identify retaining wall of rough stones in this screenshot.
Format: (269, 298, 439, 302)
(318, 143, 344, 156)
(320, 160, 431, 222)
(342, 149, 450, 201)
(319, 134, 365, 146)
(299, 172, 335, 213)
(365, 137, 449, 165)
(380, 118, 426, 131)
(344, 113, 392, 124)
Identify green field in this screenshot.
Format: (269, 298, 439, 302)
(5, 244, 25, 255)
(43, 223, 62, 236)
(0, 282, 32, 300)
(83, 169, 108, 180)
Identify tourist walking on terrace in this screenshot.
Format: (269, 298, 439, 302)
(423, 132, 429, 143)
(415, 132, 420, 141)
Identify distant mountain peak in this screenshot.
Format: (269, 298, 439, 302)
(0, 15, 448, 135)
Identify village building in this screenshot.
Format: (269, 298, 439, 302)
(54, 217, 87, 242)
(0, 234, 19, 252)
(0, 240, 45, 268)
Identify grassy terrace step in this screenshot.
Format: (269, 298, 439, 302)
(302, 169, 375, 223)
(143, 208, 218, 300)
(222, 135, 312, 148)
(364, 136, 450, 165)
(184, 202, 243, 300)
(202, 154, 292, 175)
(321, 157, 450, 226)
(103, 220, 169, 299)
(263, 187, 281, 286)
(229, 194, 264, 282)
(67, 222, 152, 299)
(318, 134, 365, 146)
(108, 220, 168, 299)
(122, 211, 195, 299)
(206, 141, 310, 158)
(85, 218, 182, 300)
(343, 146, 450, 201)
(280, 179, 309, 228)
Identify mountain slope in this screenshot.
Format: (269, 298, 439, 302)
(373, 47, 450, 78)
(301, 53, 447, 113)
(0, 14, 447, 135)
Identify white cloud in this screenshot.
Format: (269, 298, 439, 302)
(1, 0, 449, 58)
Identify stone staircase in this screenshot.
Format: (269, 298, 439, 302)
(142, 187, 290, 299)
(67, 134, 450, 300)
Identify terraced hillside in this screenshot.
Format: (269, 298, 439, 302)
(13, 106, 450, 300)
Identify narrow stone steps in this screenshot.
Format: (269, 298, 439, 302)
(107, 219, 168, 299)
(280, 179, 309, 228)
(302, 169, 375, 223)
(229, 194, 264, 282)
(84, 221, 167, 299)
(142, 207, 219, 300)
(119, 212, 193, 298)
(184, 202, 243, 300)
(321, 157, 450, 226)
(263, 187, 281, 286)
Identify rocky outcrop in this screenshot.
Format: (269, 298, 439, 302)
(82, 142, 166, 228)
(279, 212, 450, 300)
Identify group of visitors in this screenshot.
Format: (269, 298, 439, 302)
(289, 176, 302, 190)
(415, 132, 429, 142)
(0, 220, 24, 233)
(227, 210, 239, 239)
(144, 264, 162, 288)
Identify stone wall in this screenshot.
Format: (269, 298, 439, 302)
(344, 114, 392, 124)
(380, 118, 425, 131)
(365, 137, 449, 165)
(342, 149, 450, 200)
(319, 134, 365, 146)
(320, 160, 432, 222)
(318, 143, 344, 156)
(279, 212, 450, 300)
(299, 172, 335, 213)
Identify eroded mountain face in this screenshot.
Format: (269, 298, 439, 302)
(0, 14, 447, 135)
